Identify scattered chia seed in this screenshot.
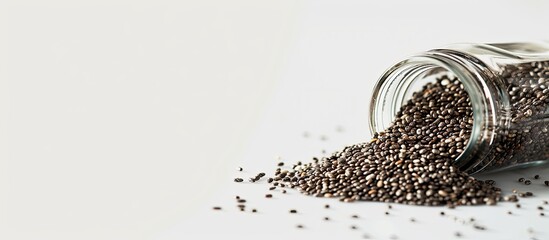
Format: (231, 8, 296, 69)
(534, 175, 540, 179)
(237, 167, 243, 171)
(504, 195, 519, 202)
(296, 224, 304, 229)
(324, 204, 330, 209)
(234, 178, 243, 183)
(289, 209, 297, 214)
(519, 178, 525, 182)
(525, 180, 532, 185)
(545, 181, 549, 186)
(212, 206, 222, 210)
(265, 194, 272, 198)
(474, 225, 486, 231)
(324, 217, 330, 221)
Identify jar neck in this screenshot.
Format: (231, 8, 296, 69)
(369, 49, 510, 174)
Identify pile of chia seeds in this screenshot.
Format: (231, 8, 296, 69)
(272, 76, 502, 206)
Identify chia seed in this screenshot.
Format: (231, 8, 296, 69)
(234, 178, 243, 183)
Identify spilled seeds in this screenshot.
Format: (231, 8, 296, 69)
(272, 77, 501, 206)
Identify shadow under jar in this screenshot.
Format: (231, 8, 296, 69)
(369, 41, 549, 174)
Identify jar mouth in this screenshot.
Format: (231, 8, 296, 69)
(369, 50, 503, 174)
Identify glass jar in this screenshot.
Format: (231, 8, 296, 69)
(369, 41, 549, 174)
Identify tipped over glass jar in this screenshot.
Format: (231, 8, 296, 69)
(369, 41, 549, 174)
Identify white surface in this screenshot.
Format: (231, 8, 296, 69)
(2, 0, 549, 240)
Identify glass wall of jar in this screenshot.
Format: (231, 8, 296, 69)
(369, 41, 549, 174)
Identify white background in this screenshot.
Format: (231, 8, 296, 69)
(2, 0, 549, 239)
